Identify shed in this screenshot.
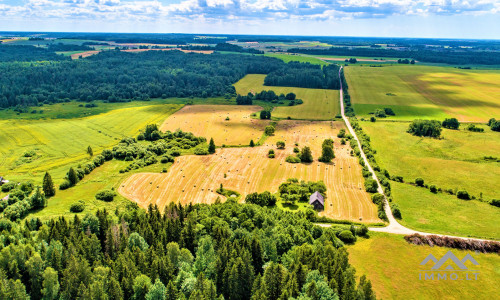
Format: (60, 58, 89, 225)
(309, 191, 324, 211)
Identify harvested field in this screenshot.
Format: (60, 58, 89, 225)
(160, 105, 268, 146)
(120, 120, 379, 222)
(71, 50, 99, 59)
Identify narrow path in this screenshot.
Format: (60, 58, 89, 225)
(333, 66, 496, 242)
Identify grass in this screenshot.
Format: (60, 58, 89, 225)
(345, 64, 500, 122)
(348, 232, 500, 300)
(0, 102, 183, 186)
(362, 121, 500, 200)
(391, 182, 500, 240)
(264, 53, 328, 65)
(233, 74, 340, 120)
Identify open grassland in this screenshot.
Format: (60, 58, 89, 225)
(345, 65, 500, 121)
(234, 74, 340, 120)
(264, 53, 328, 65)
(348, 233, 500, 300)
(362, 121, 500, 200)
(0, 103, 182, 184)
(391, 182, 500, 240)
(120, 120, 379, 222)
(160, 105, 268, 146)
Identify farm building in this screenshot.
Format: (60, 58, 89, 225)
(309, 191, 324, 211)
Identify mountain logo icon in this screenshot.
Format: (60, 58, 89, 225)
(420, 251, 479, 270)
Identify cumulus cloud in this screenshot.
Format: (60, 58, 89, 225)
(0, 0, 498, 22)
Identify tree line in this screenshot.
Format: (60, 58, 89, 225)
(264, 63, 341, 90)
(0, 50, 283, 108)
(0, 200, 376, 299)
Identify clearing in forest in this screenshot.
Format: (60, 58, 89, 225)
(160, 105, 268, 146)
(234, 74, 340, 120)
(119, 120, 379, 223)
(346, 65, 500, 122)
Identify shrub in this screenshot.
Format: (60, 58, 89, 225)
(490, 199, 500, 207)
(95, 189, 116, 202)
(407, 119, 442, 138)
(371, 193, 384, 205)
(404, 234, 500, 253)
(442, 118, 460, 129)
(370, 116, 376, 122)
(374, 109, 386, 118)
(337, 129, 346, 138)
(337, 230, 356, 244)
(59, 180, 71, 190)
(391, 204, 402, 219)
(391, 175, 404, 183)
(356, 224, 369, 237)
(415, 177, 424, 187)
(1, 182, 17, 192)
(285, 156, 301, 163)
(70, 201, 85, 213)
(364, 179, 378, 193)
(429, 185, 438, 193)
(194, 147, 209, 155)
(276, 141, 285, 149)
(268, 149, 275, 158)
(293, 147, 300, 153)
(384, 107, 395, 116)
(456, 190, 471, 200)
(160, 155, 174, 163)
(466, 124, 484, 132)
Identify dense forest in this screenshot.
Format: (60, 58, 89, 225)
(287, 47, 500, 65)
(0, 50, 283, 108)
(0, 200, 376, 299)
(0, 45, 68, 62)
(264, 63, 341, 89)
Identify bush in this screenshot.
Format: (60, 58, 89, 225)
(337, 129, 346, 138)
(293, 147, 300, 153)
(364, 179, 378, 193)
(407, 119, 442, 138)
(391, 203, 402, 219)
(194, 147, 209, 155)
(264, 125, 275, 136)
(405, 234, 500, 253)
(415, 177, 424, 187)
(276, 141, 285, 149)
(70, 201, 85, 213)
(59, 180, 71, 190)
(95, 189, 116, 202)
(268, 149, 275, 158)
(371, 193, 384, 205)
(374, 109, 386, 118)
(337, 230, 356, 244)
(442, 118, 460, 129)
(456, 190, 471, 200)
(160, 155, 174, 163)
(384, 107, 395, 116)
(370, 116, 376, 122)
(1, 182, 17, 192)
(356, 224, 369, 237)
(490, 199, 500, 207)
(429, 185, 438, 193)
(285, 156, 301, 163)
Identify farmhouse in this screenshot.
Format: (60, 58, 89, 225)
(309, 191, 324, 211)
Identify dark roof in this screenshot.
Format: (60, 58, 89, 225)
(309, 191, 324, 206)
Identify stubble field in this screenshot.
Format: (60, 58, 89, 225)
(119, 119, 379, 222)
(160, 105, 268, 146)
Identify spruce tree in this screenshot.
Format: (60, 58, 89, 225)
(87, 145, 93, 157)
(208, 138, 216, 154)
(68, 167, 78, 186)
(43, 171, 56, 197)
(250, 140, 255, 147)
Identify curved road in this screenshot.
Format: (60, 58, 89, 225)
(331, 66, 496, 242)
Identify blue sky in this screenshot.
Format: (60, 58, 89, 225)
(1, 0, 499, 39)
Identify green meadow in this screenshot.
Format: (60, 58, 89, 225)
(234, 74, 340, 120)
(362, 121, 500, 200)
(348, 232, 500, 300)
(345, 64, 500, 122)
(264, 53, 328, 65)
(0, 102, 183, 186)
(391, 182, 500, 239)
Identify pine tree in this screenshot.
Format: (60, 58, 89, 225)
(208, 138, 216, 154)
(250, 140, 255, 147)
(43, 171, 56, 197)
(68, 167, 78, 186)
(87, 145, 93, 157)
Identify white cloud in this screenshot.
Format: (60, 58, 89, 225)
(0, 0, 498, 23)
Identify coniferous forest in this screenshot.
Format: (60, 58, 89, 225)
(0, 200, 375, 300)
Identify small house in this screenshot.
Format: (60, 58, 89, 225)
(0, 176, 8, 186)
(309, 191, 324, 211)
